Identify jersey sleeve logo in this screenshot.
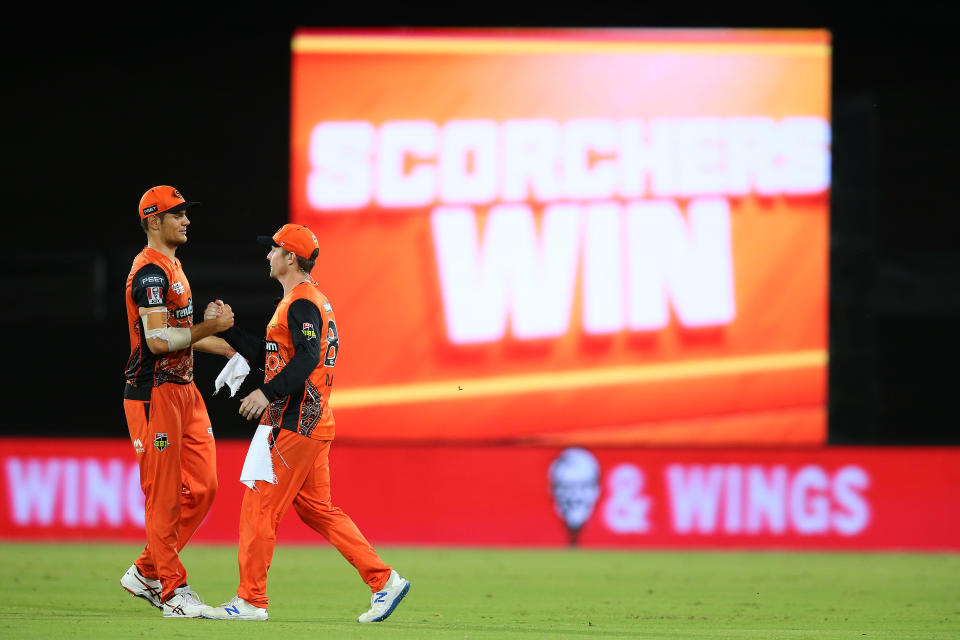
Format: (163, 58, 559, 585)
(139, 274, 165, 286)
(147, 286, 164, 305)
(323, 302, 332, 312)
(302, 323, 317, 340)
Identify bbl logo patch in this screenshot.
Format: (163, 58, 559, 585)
(302, 322, 317, 340)
(154, 432, 169, 451)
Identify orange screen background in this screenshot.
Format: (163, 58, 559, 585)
(289, 29, 830, 445)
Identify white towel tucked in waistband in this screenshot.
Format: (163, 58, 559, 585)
(240, 424, 276, 490)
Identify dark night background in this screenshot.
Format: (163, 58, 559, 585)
(2, 5, 956, 444)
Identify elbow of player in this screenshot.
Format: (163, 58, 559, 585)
(145, 337, 171, 355)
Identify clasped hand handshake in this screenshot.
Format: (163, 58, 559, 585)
(204, 299, 235, 331)
(204, 299, 270, 421)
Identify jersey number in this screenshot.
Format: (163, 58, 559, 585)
(323, 319, 339, 367)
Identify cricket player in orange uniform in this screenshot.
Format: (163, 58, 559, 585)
(199, 223, 410, 622)
(119, 185, 237, 618)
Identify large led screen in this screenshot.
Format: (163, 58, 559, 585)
(290, 28, 831, 445)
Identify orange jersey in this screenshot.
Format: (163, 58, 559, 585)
(124, 247, 195, 399)
(259, 279, 338, 440)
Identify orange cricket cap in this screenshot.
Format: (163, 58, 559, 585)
(138, 185, 201, 219)
(256, 223, 320, 260)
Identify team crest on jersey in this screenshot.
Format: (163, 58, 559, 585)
(302, 323, 317, 339)
(171, 281, 185, 295)
(147, 286, 163, 305)
(154, 433, 169, 451)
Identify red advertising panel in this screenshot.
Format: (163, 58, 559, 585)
(289, 29, 831, 445)
(3, 439, 957, 550)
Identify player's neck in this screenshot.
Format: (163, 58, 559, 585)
(146, 237, 177, 261)
(278, 270, 310, 298)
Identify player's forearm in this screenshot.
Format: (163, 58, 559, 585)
(145, 320, 221, 355)
(193, 336, 237, 358)
(220, 325, 266, 365)
(190, 318, 222, 343)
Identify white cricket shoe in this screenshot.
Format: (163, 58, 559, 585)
(120, 563, 162, 609)
(200, 595, 269, 621)
(357, 570, 410, 623)
(162, 586, 205, 618)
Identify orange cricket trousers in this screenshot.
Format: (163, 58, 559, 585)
(237, 429, 390, 608)
(123, 382, 218, 602)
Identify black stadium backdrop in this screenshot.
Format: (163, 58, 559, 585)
(2, 6, 956, 444)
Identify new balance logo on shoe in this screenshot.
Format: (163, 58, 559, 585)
(199, 596, 268, 621)
(357, 570, 411, 623)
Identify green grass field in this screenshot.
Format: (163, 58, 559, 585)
(1, 543, 957, 639)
